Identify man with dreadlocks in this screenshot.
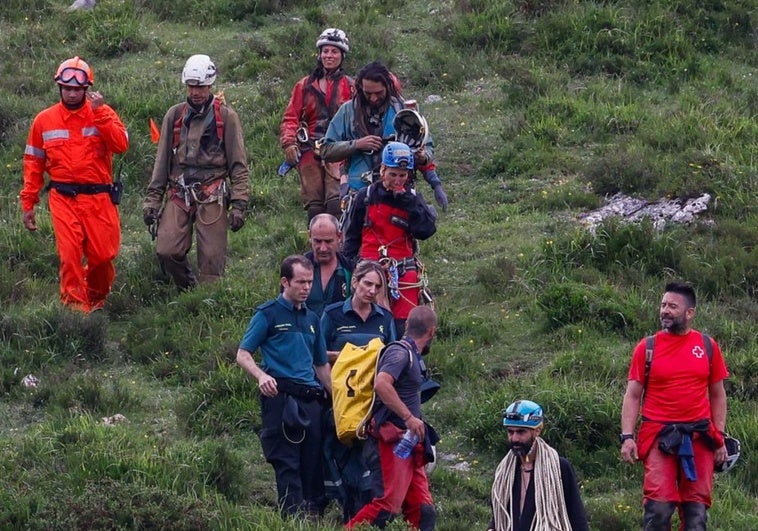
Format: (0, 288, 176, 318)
(488, 400, 588, 531)
(318, 60, 448, 211)
(280, 29, 353, 223)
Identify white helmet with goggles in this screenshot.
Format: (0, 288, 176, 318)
(182, 54, 217, 86)
(316, 28, 349, 54)
(502, 400, 544, 429)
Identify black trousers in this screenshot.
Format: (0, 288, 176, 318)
(259, 392, 325, 517)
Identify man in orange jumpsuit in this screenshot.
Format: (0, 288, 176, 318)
(21, 56, 129, 312)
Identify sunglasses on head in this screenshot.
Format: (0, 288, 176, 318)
(57, 67, 89, 86)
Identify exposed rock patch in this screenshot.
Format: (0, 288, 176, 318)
(579, 193, 712, 233)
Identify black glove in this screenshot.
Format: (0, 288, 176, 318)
(393, 189, 414, 207)
(339, 182, 349, 199)
(228, 200, 247, 232)
(432, 184, 449, 212)
(143, 207, 158, 226)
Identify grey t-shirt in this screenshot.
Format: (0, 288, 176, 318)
(377, 341, 422, 419)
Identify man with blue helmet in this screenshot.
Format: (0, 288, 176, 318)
(488, 400, 588, 531)
(341, 141, 437, 335)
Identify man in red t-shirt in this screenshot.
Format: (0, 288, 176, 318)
(620, 282, 728, 530)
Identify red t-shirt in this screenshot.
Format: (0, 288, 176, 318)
(628, 329, 729, 422)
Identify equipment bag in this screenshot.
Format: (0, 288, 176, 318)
(331, 338, 412, 445)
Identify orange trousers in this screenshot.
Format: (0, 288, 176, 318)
(48, 190, 120, 312)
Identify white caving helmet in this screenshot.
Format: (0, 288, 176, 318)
(316, 28, 349, 54)
(714, 435, 741, 473)
(393, 108, 429, 152)
(181, 54, 217, 86)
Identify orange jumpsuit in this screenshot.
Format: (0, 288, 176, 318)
(21, 100, 129, 312)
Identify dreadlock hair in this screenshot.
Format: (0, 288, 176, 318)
(353, 61, 403, 136)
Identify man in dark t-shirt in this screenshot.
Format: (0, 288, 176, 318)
(488, 400, 588, 531)
(304, 213, 353, 316)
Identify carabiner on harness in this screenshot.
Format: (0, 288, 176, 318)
(296, 122, 309, 144)
(388, 264, 400, 300)
(378, 246, 401, 301)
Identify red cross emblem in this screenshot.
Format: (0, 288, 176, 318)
(692, 345, 705, 359)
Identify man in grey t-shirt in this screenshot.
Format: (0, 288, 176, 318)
(346, 306, 438, 531)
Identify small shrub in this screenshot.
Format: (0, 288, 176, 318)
(451, 5, 524, 52)
(40, 372, 140, 416)
(0, 0, 53, 22)
(64, 0, 147, 59)
(140, 0, 296, 25)
(585, 146, 659, 196)
(497, 62, 552, 107)
(175, 361, 260, 438)
(27, 478, 233, 529)
(474, 257, 517, 295)
(517, 0, 569, 18)
(537, 280, 646, 337)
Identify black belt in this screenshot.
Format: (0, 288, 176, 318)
(47, 180, 112, 197)
(276, 379, 325, 401)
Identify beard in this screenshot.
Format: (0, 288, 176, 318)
(510, 439, 534, 458)
(661, 314, 687, 334)
(420, 337, 433, 356)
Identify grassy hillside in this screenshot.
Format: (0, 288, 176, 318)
(0, 0, 756, 529)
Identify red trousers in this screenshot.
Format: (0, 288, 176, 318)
(49, 190, 120, 312)
(643, 438, 715, 507)
(346, 424, 433, 530)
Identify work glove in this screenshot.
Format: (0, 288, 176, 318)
(228, 200, 247, 232)
(422, 169, 448, 212)
(284, 145, 301, 166)
(339, 182, 349, 200)
(142, 207, 158, 227)
(432, 184, 449, 212)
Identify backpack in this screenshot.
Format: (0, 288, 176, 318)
(642, 332, 713, 403)
(331, 338, 412, 445)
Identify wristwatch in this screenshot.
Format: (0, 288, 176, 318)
(619, 433, 634, 444)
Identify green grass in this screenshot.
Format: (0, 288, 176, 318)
(0, 0, 756, 529)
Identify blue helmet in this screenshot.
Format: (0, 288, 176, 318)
(382, 141, 414, 170)
(502, 399, 544, 429)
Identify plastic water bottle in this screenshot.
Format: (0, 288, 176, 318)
(393, 430, 419, 459)
(277, 160, 294, 176)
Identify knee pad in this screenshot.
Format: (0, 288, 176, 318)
(681, 502, 708, 531)
(643, 500, 677, 530)
(419, 504, 436, 531)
